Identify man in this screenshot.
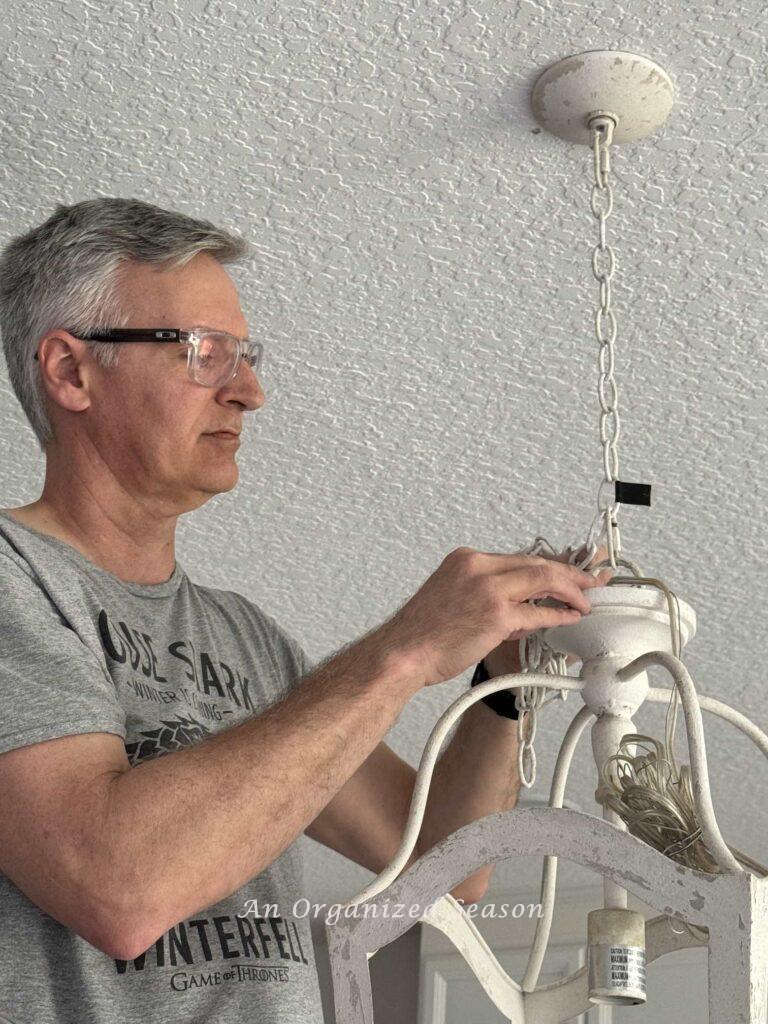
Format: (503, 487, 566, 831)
(0, 198, 611, 1022)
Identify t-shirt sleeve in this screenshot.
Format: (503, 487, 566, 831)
(267, 616, 316, 691)
(247, 600, 316, 689)
(0, 552, 127, 756)
(281, 627, 316, 681)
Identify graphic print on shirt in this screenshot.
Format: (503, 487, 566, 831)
(94, 606, 315, 995)
(97, 606, 257, 765)
(124, 713, 213, 765)
(112, 912, 311, 994)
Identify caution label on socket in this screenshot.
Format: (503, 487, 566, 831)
(589, 944, 646, 997)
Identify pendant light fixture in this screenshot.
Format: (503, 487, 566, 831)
(327, 50, 768, 1023)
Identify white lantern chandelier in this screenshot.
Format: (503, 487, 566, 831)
(327, 50, 768, 1023)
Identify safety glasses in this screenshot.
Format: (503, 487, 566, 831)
(33, 327, 264, 389)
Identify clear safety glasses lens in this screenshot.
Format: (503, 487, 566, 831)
(188, 333, 263, 388)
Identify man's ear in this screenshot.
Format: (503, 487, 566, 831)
(36, 332, 93, 415)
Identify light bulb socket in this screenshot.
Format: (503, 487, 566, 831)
(587, 908, 647, 1006)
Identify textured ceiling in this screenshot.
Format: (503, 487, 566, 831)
(0, 1, 766, 907)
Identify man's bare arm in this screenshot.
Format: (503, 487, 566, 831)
(98, 637, 421, 959)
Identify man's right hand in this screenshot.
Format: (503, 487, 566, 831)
(373, 547, 614, 688)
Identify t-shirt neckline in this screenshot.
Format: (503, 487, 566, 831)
(0, 508, 185, 599)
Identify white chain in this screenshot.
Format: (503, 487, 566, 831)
(510, 119, 629, 786)
(590, 114, 622, 570)
(513, 537, 571, 788)
(512, 125, 630, 782)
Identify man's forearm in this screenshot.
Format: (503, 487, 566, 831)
(97, 637, 421, 958)
(415, 660, 522, 902)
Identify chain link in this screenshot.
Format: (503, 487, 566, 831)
(590, 115, 622, 568)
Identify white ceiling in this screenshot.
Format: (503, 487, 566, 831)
(0, 1, 766, 906)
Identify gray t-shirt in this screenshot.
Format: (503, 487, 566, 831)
(0, 509, 325, 1024)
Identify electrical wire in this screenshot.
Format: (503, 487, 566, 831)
(599, 732, 768, 877)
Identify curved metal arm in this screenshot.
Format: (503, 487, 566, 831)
(420, 893, 525, 1020)
(522, 680, 695, 990)
(522, 705, 594, 992)
(523, 662, 768, 991)
(646, 687, 768, 760)
(344, 672, 583, 908)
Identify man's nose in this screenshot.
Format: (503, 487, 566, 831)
(220, 360, 265, 411)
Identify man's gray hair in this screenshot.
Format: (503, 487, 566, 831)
(0, 197, 251, 451)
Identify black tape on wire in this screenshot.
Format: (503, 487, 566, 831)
(615, 481, 651, 506)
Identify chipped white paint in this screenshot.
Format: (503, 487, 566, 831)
(530, 51, 675, 145)
(327, 809, 768, 1023)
